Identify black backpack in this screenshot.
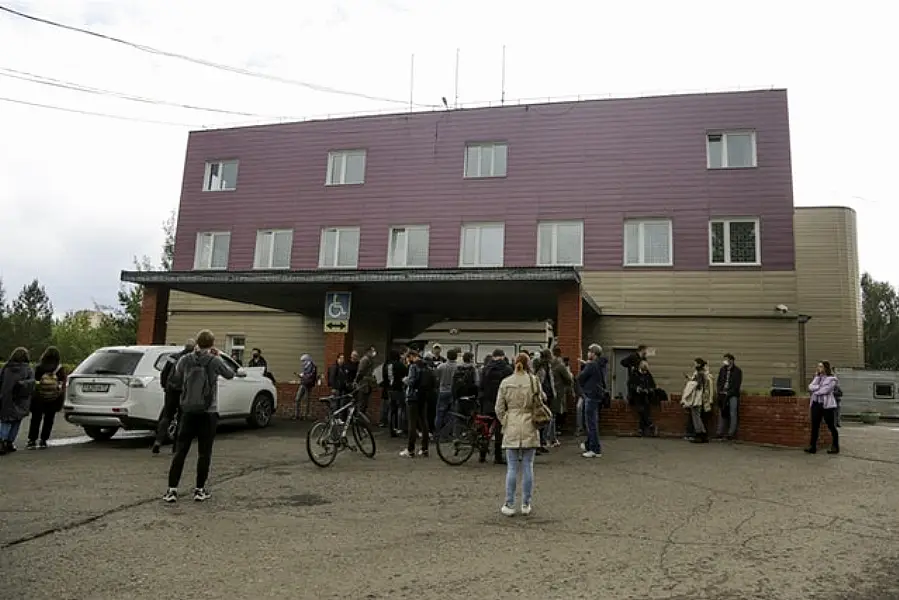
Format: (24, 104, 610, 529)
(418, 361, 437, 393)
(452, 364, 477, 399)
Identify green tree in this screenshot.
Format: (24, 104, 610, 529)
(52, 311, 108, 364)
(0, 277, 11, 358)
(861, 273, 899, 370)
(9, 279, 54, 355)
(99, 255, 153, 347)
(161, 209, 176, 271)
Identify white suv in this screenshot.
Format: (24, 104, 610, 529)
(64, 345, 278, 441)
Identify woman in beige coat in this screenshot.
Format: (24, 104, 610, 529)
(495, 353, 545, 516)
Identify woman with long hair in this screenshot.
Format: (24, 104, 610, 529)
(806, 361, 840, 454)
(495, 352, 544, 516)
(28, 346, 67, 449)
(0, 347, 35, 455)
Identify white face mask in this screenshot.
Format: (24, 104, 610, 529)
(723, 360, 730, 366)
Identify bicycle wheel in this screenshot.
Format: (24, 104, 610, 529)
(306, 420, 338, 468)
(351, 419, 377, 458)
(436, 417, 476, 466)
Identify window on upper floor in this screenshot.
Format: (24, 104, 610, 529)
(326, 149, 366, 185)
(387, 226, 429, 268)
(464, 142, 508, 178)
(254, 229, 293, 269)
(709, 218, 761, 266)
(203, 160, 239, 191)
(707, 131, 757, 169)
(537, 221, 584, 266)
(194, 232, 231, 270)
(319, 227, 360, 268)
(460, 223, 504, 267)
(623, 219, 673, 267)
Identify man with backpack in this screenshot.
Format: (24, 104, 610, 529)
(163, 330, 244, 503)
(434, 348, 461, 436)
(451, 351, 479, 415)
(152, 339, 195, 455)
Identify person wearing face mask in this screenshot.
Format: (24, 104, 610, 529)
(354, 346, 378, 416)
(629, 360, 657, 437)
(805, 361, 840, 455)
(680, 358, 714, 444)
(715, 353, 742, 440)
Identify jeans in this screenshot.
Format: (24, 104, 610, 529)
(168, 412, 218, 489)
(29, 404, 58, 442)
(584, 396, 602, 453)
(356, 387, 372, 416)
(810, 402, 839, 451)
(542, 417, 558, 444)
(387, 390, 405, 433)
(576, 396, 585, 433)
(505, 448, 536, 506)
(406, 400, 429, 453)
(435, 391, 454, 435)
(715, 395, 739, 438)
(0, 419, 22, 442)
(294, 385, 311, 419)
(155, 388, 181, 445)
(690, 406, 706, 435)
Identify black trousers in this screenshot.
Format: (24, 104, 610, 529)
(426, 390, 437, 433)
(632, 394, 653, 432)
(168, 412, 218, 489)
(479, 412, 504, 462)
(155, 389, 181, 445)
(810, 403, 839, 450)
(28, 403, 57, 442)
(406, 400, 429, 453)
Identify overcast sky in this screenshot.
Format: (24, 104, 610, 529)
(0, 0, 895, 313)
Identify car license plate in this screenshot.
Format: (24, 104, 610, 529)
(82, 383, 110, 393)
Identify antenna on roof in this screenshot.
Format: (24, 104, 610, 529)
(409, 53, 415, 112)
(441, 97, 449, 110)
(453, 48, 460, 108)
(501, 45, 506, 106)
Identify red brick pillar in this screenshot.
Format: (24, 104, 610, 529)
(557, 282, 583, 377)
(137, 285, 169, 345)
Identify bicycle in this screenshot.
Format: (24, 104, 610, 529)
(435, 395, 499, 466)
(305, 392, 377, 468)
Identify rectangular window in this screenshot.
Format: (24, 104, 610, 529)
(623, 220, 673, 267)
(193, 232, 231, 270)
(226, 335, 246, 365)
(707, 131, 757, 169)
(459, 223, 504, 267)
(203, 160, 239, 191)
(537, 221, 584, 266)
(319, 227, 360, 268)
(709, 218, 761, 265)
(254, 229, 293, 269)
(326, 150, 366, 185)
(464, 142, 508, 178)
(387, 226, 429, 268)
(873, 382, 895, 399)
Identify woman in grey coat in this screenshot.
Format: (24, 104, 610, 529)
(0, 347, 35, 454)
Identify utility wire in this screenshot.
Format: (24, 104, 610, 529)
(0, 96, 194, 127)
(0, 67, 296, 119)
(0, 5, 438, 108)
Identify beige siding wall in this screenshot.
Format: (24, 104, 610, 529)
(794, 207, 864, 381)
(590, 316, 798, 395)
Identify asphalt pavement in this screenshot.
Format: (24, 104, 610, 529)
(2, 417, 899, 600)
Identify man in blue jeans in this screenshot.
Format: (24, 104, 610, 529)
(434, 348, 459, 436)
(577, 344, 608, 458)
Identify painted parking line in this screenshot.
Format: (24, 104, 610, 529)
(47, 431, 153, 447)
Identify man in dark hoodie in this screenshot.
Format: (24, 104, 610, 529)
(716, 353, 743, 440)
(381, 350, 408, 437)
(577, 343, 608, 458)
(152, 339, 195, 454)
(478, 348, 513, 465)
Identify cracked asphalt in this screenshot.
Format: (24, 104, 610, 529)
(2, 418, 899, 600)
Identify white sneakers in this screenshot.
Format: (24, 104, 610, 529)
(520, 504, 532, 516)
(582, 451, 600, 458)
(501, 503, 533, 516)
(399, 449, 413, 458)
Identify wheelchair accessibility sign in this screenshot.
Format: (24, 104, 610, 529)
(323, 292, 352, 332)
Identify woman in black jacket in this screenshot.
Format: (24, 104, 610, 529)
(29, 346, 67, 449)
(628, 360, 657, 437)
(0, 347, 35, 454)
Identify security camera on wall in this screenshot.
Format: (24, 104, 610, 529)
(775, 304, 789, 314)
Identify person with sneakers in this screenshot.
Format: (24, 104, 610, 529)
(434, 348, 460, 435)
(163, 330, 245, 503)
(382, 351, 408, 437)
(400, 349, 429, 458)
(629, 360, 658, 438)
(152, 339, 195, 454)
(680, 358, 714, 444)
(0, 347, 35, 455)
(479, 349, 513, 465)
(28, 346, 67, 449)
(805, 361, 840, 455)
(577, 344, 608, 458)
(715, 353, 742, 440)
(496, 352, 542, 516)
(354, 346, 378, 416)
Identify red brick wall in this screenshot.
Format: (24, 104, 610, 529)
(557, 282, 583, 375)
(137, 286, 169, 345)
(600, 395, 830, 448)
(275, 382, 387, 421)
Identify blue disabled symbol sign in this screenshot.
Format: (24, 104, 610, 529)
(323, 292, 352, 332)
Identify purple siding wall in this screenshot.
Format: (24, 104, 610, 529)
(173, 90, 794, 272)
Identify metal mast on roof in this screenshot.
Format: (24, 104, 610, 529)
(501, 45, 506, 105)
(453, 48, 460, 108)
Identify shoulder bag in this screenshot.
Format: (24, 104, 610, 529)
(530, 374, 553, 427)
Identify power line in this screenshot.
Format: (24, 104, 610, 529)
(0, 4, 438, 108)
(0, 96, 194, 127)
(0, 66, 296, 119)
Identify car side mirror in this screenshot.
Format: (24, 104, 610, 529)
(237, 368, 247, 377)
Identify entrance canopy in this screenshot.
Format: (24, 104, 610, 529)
(120, 267, 602, 321)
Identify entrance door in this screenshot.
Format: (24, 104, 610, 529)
(612, 348, 636, 400)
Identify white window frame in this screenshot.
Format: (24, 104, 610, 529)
(202, 159, 239, 191)
(706, 131, 757, 169)
(387, 225, 429, 268)
(464, 142, 508, 178)
(623, 219, 673, 267)
(226, 334, 246, 365)
(537, 221, 584, 267)
(193, 231, 231, 270)
(708, 217, 761, 266)
(253, 229, 293, 270)
(459, 223, 505, 268)
(326, 149, 367, 185)
(318, 226, 360, 269)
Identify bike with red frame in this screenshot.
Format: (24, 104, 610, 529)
(436, 395, 499, 466)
